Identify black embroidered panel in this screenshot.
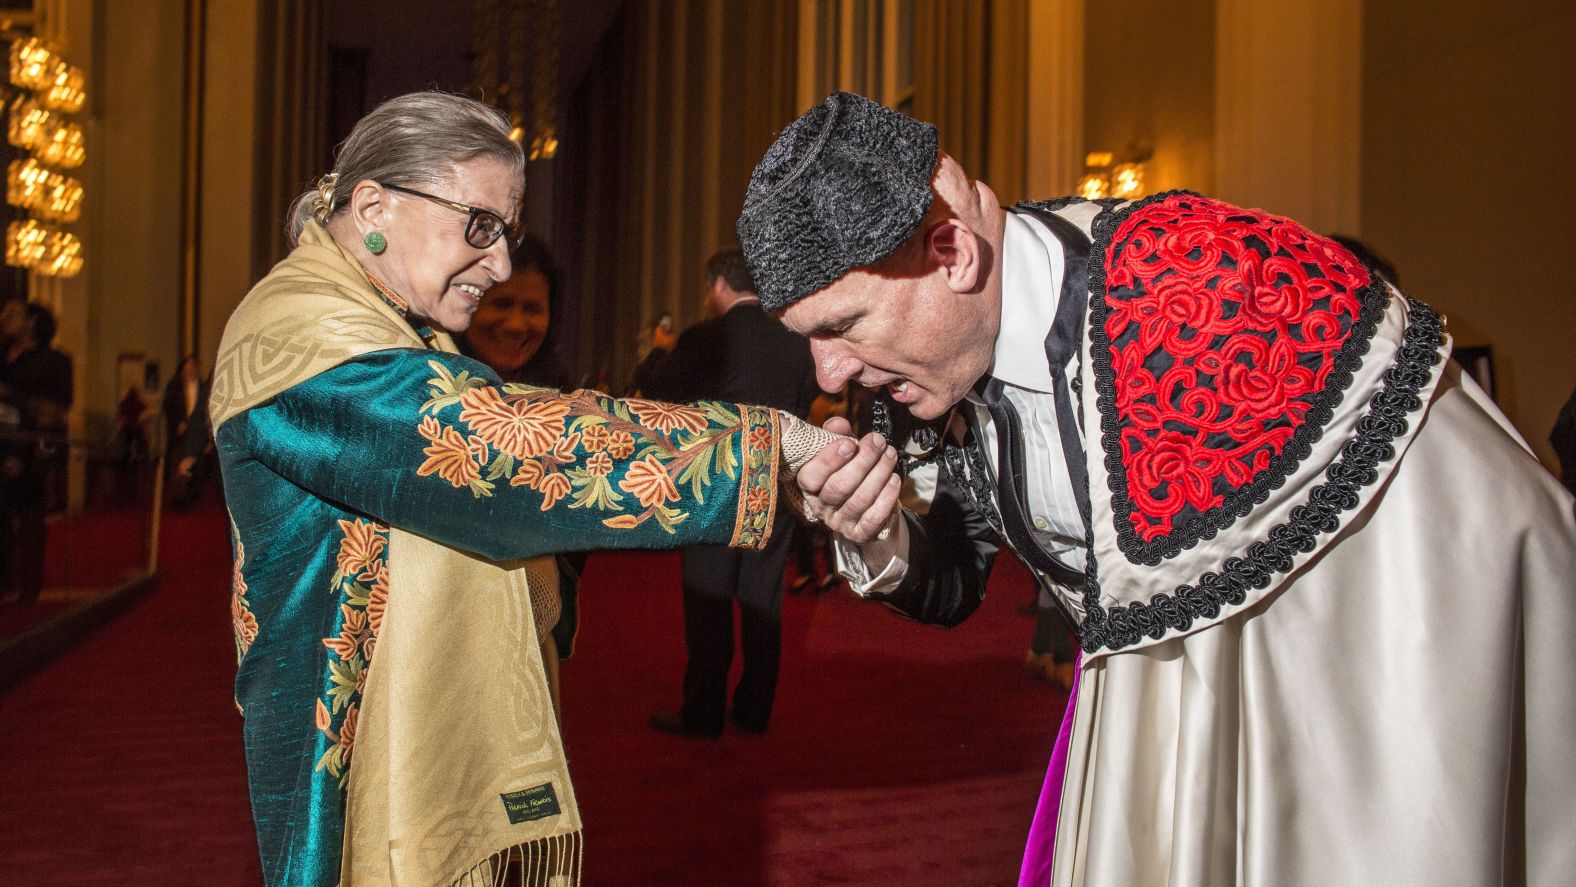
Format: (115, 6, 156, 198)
(1087, 191, 1388, 568)
(1078, 295, 1445, 653)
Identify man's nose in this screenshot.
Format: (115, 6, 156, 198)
(810, 341, 860, 392)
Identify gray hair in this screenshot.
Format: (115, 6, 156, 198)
(287, 91, 525, 246)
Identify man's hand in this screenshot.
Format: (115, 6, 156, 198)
(795, 417, 901, 544)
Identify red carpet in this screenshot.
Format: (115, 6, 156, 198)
(0, 504, 1067, 885)
(0, 508, 150, 644)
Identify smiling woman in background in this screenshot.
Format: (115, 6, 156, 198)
(209, 91, 840, 887)
(459, 233, 563, 387)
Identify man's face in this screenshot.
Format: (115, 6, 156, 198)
(779, 269, 996, 420)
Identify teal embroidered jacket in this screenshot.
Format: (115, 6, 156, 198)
(218, 347, 779, 886)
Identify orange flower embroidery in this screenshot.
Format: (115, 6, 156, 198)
(323, 605, 369, 661)
(366, 565, 389, 635)
(586, 450, 614, 477)
(511, 459, 545, 488)
(339, 704, 359, 752)
(336, 518, 387, 581)
(628, 399, 709, 436)
(418, 418, 486, 487)
(747, 426, 775, 453)
(231, 537, 256, 657)
(745, 484, 772, 513)
(538, 472, 572, 510)
(458, 386, 570, 459)
(620, 454, 680, 509)
(581, 424, 610, 452)
(607, 430, 636, 459)
(550, 431, 581, 464)
(231, 593, 258, 652)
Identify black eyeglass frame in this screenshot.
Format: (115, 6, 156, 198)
(377, 181, 522, 250)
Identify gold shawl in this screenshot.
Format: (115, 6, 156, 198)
(213, 223, 581, 886)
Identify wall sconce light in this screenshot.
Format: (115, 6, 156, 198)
(43, 63, 85, 114)
(36, 227, 83, 277)
(1110, 162, 1144, 199)
(43, 172, 84, 222)
(9, 37, 58, 91)
(1077, 150, 1147, 201)
(8, 95, 48, 150)
(8, 160, 84, 222)
(5, 96, 83, 168)
(34, 117, 85, 168)
(6, 218, 48, 268)
(7, 157, 49, 208)
(7, 38, 87, 278)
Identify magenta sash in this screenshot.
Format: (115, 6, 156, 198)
(1017, 656, 1080, 887)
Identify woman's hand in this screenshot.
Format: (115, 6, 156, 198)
(779, 415, 900, 544)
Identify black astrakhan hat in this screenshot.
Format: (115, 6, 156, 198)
(737, 91, 939, 312)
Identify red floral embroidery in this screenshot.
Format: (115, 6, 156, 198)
(1103, 194, 1369, 543)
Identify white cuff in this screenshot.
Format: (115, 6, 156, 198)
(833, 512, 910, 596)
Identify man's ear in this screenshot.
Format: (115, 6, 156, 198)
(926, 218, 981, 293)
(346, 179, 390, 235)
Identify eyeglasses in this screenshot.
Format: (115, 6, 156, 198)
(378, 181, 522, 250)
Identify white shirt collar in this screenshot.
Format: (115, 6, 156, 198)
(990, 211, 1065, 393)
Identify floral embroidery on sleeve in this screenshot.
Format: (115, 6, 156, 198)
(413, 361, 779, 545)
(315, 516, 390, 788)
(230, 535, 257, 663)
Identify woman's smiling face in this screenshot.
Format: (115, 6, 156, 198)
(463, 266, 550, 375)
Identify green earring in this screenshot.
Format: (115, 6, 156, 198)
(364, 231, 387, 255)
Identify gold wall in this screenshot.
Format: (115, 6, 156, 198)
(1363, 0, 1576, 466)
(1084, 0, 1215, 195)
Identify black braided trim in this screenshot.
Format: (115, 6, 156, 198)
(1018, 196, 1088, 214)
(1086, 190, 1391, 567)
(1078, 295, 1445, 653)
(938, 426, 1007, 540)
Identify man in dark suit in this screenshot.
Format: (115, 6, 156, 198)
(635, 248, 819, 736)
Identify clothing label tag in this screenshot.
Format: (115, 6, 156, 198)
(500, 783, 561, 824)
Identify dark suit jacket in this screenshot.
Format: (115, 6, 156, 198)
(633, 300, 819, 419)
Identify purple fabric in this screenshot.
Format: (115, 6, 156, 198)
(1017, 655, 1081, 887)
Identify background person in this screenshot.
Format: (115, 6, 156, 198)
(633, 248, 818, 737)
(162, 355, 203, 463)
(0, 298, 72, 604)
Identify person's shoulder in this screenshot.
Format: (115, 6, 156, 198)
(679, 313, 730, 345)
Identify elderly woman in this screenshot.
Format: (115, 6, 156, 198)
(211, 93, 841, 887)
